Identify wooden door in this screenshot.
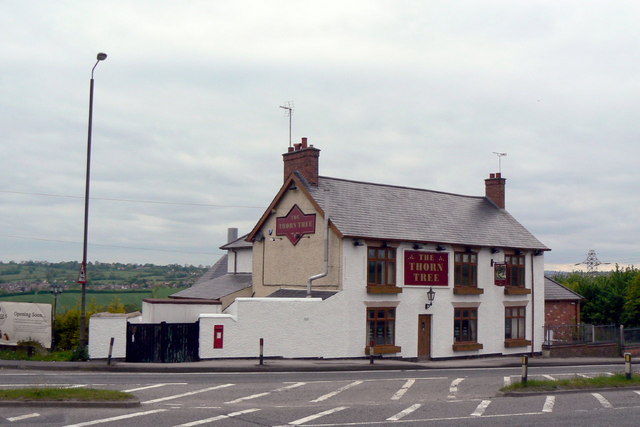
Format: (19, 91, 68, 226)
(417, 314, 431, 360)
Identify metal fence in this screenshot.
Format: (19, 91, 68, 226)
(543, 324, 619, 346)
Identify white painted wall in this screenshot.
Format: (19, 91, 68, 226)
(88, 315, 128, 359)
(198, 240, 544, 360)
(228, 248, 252, 273)
(141, 301, 221, 323)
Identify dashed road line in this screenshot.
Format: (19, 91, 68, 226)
(542, 375, 555, 380)
(124, 383, 184, 393)
(387, 403, 422, 421)
(225, 382, 306, 404)
(142, 384, 234, 405)
(391, 379, 415, 400)
(62, 409, 168, 427)
(471, 400, 491, 416)
(288, 406, 349, 425)
(542, 395, 555, 413)
(7, 413, 40, 422)
(173, 408, 260, 426)
(592, 392, 613, 408)
(448, 378, 465, 399)
(310, 381, 363, 403)
(577, 373, 591, 379)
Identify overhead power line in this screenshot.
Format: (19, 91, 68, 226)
(1, 234, 224, 256)
(0, 190, 264, 209)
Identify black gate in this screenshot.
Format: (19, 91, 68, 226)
(126, 321, 200, 363)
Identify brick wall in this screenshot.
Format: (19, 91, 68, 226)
(545, 300, 580, 327)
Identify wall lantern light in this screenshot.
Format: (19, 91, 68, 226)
(490, 247, 500, 254)
(413, 243, 423, 250)
(425, 287, 436, 309)
(353, 239, 364, 247)
(436, 245, 446, 251)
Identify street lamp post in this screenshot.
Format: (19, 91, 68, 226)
(78, 52, 107, 352)
(50, 281, 64, 350)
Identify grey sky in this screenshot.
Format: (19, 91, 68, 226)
(2, 1, 639, 271)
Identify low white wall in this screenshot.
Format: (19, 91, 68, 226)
(199, 294, 353, 359)
(142, 301, 221, 323)
(88, 315, 128, 359)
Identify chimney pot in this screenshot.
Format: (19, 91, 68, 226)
(301, 137, 308, 148)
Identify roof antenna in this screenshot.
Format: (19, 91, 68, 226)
(280, 101, 294, 148)
(492, 152, 507, 174)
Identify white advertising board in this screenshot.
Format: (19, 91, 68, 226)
(0, 302, 52, 348)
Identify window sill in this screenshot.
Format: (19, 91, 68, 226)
(367, 285, 403, 294)
(504, 287, 531, 295)
(453, 287, 484, 295)
(365, 345, 401, 355)
(504, 339, 532, 348)
(452, 342, 483, 352)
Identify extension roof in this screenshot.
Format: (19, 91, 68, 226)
(544, 276, 583, 301)
(248, 173, 549, 251)
(170, 255, 252, 300)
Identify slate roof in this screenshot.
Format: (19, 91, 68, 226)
(170, 255, 252, 300)
(544, 276, 583, 301)
(220, 233, 252, 250)
(305, 175, 549, 251)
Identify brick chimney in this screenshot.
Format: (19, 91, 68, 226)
(282, 137, 320, 186)
(485, 172, 506, 209)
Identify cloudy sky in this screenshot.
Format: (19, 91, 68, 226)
(2, 1, 639, 271)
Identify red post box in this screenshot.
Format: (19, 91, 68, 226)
(213, 325, 224, 349)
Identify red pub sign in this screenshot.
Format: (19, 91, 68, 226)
(404, 251, 449, 286)
(276, 204, 316, 245)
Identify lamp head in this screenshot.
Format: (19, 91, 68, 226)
(97, 52, 108, 61)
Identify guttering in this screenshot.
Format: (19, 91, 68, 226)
(307, 214, 329, 297)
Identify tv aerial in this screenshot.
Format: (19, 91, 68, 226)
(492, 152, 507, 174)
(280, 101, 294, 148)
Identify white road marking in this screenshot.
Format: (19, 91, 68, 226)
(288, 406, 349, 425)
(124, 383, 177, 393)
(503, 376, 511, 387)
(592, 392, 613, 408)
(225, 382, 306, 404)
(471, 400, 491, 416)
(173, 408, 260, 426)
(542, 375, 555, 380)
(634, 390, 640, 397)
(448, 378, 465, 399)
(577, 373, 591, 379)
(274, 382, 306, 392)
(542, 395, 555, 413)
(391, 379, 415, 400)
(7, 413, 40, 422)
(225, 392, 270, 404)
(62, 409, 168, 427)
(310, 381, 363, 403)
(142, 384, 234, 404)
(387, 403, 422, 421)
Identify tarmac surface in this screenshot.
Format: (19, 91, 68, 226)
(0, 356, 633, 407)
(0, 355, 630, 373)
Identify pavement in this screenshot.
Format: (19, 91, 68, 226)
(0, 355, 631, 373)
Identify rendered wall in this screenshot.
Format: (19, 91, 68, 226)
(88, 315, 127, 359)
(141, 301, 221, 323)
(251, 189, 342, 297)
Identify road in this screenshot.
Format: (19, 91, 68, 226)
(2, 365, 639, 426)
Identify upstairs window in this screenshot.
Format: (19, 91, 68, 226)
(454, 252, 477, 287)
(367, 247, 396, 286)
(505, 254, 525, 287)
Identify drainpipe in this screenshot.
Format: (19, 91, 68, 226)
(530, 251, 535, 355)
(307, 214, 329, 297)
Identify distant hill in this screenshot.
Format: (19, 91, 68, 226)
(0, 260, 208, 293)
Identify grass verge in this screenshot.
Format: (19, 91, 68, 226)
(501, 373, 640, 392)
(0, 349, 75, 362)
(0, 388, 134, 401)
